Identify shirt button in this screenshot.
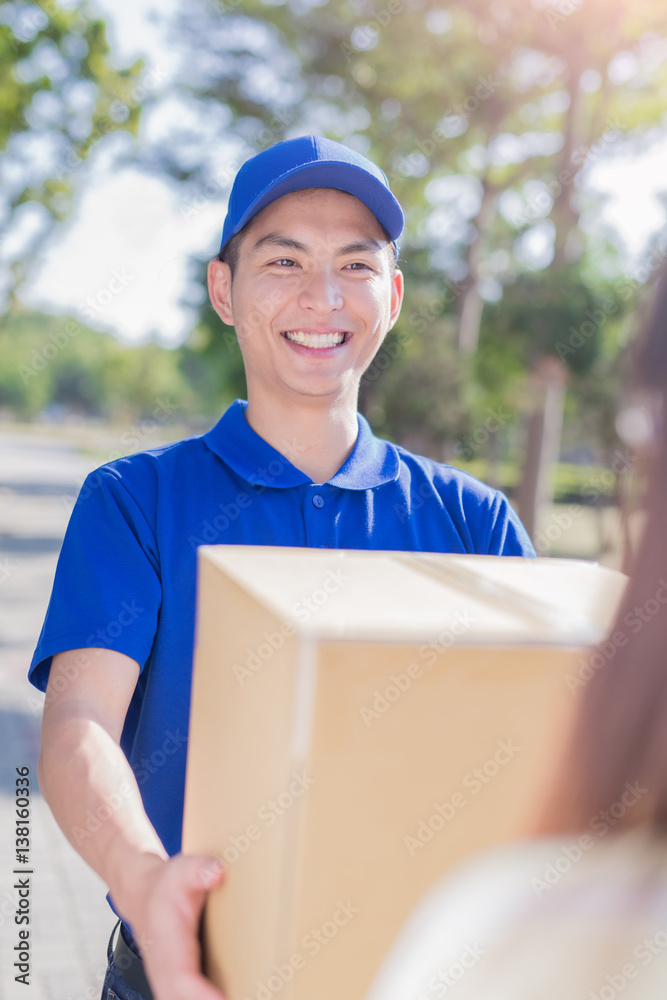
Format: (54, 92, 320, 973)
(312, 494, 325, 508)
(317, 544, 328, 548)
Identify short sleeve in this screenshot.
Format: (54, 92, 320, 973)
(28, 466, 162, 692)
(485, 491, 536, 557)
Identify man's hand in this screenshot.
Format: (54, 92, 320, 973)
(124, 852, 227, 1000)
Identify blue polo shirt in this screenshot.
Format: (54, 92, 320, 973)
(29, 398, 534, 924)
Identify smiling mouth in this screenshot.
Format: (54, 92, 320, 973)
(281, 330, 348, 348)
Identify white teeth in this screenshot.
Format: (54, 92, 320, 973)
(283, 330, 345, 348)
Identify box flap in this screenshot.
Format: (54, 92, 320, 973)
(199, 546, 627, 647)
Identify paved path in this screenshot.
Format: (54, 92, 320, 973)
(0, 428, 120, 1000)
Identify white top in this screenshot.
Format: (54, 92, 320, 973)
(365, 827, 667, 1000)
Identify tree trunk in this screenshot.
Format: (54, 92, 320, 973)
(551, 71, 584, 268)
(485, 424, 500, 490)
(516, 355, 569, 544)
(457, 176, 496, 354)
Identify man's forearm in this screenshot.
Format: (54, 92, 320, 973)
(38, 709, 169, 933)
(36, 654, 225, 997)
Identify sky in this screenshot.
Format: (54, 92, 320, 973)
(19, 0, 222, 348)
(16, 0, 667, 347)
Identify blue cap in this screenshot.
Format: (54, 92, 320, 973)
(219, 134, 404, 257)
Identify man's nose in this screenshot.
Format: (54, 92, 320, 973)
(297, 266, 344, 312)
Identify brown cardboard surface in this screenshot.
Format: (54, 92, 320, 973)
(182, 547, 627, 1000)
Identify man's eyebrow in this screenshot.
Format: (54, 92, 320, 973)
(249, 232, 386, 256)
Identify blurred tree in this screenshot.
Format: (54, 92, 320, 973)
(147, 1, 667, 489)
(331, 0, 667, 530)
(4, 0, 667, 547)
(0, 309, 199, 423)
(0, 0, 144, 301)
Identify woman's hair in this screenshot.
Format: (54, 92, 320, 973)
(538, 262, 667, 834)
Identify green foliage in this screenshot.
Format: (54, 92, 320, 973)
(0, 310, 204, 421)
(453, 459, 624, 503)
(482, 267, 603, 374)
(359, 314, 467, 454)
(176, 259, 248, 411)
(1, 0, 144, 290)
(158, 0, 667, 464)
(4, 0, 667, 476)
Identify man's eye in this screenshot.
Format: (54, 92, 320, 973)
(270, 259, 371, 270)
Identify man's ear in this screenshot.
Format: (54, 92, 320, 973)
(208, 259, 234, 326)
(387, 267, 404, 333)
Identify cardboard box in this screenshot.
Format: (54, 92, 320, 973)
(183, 546, 626, 1000)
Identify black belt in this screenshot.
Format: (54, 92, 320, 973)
(109, 920, 154, 999)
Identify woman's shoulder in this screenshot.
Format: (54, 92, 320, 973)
(400, 825, 667, 925)
(366, 828, 667, 1000)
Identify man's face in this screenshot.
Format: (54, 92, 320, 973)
(208, 187, 404, 403)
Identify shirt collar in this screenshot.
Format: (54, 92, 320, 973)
(202, 398, 400, 490)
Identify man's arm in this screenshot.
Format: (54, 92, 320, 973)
(38, 647, 226, 1000)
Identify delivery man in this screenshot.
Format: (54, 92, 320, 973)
(30, 135, 535, 1000)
